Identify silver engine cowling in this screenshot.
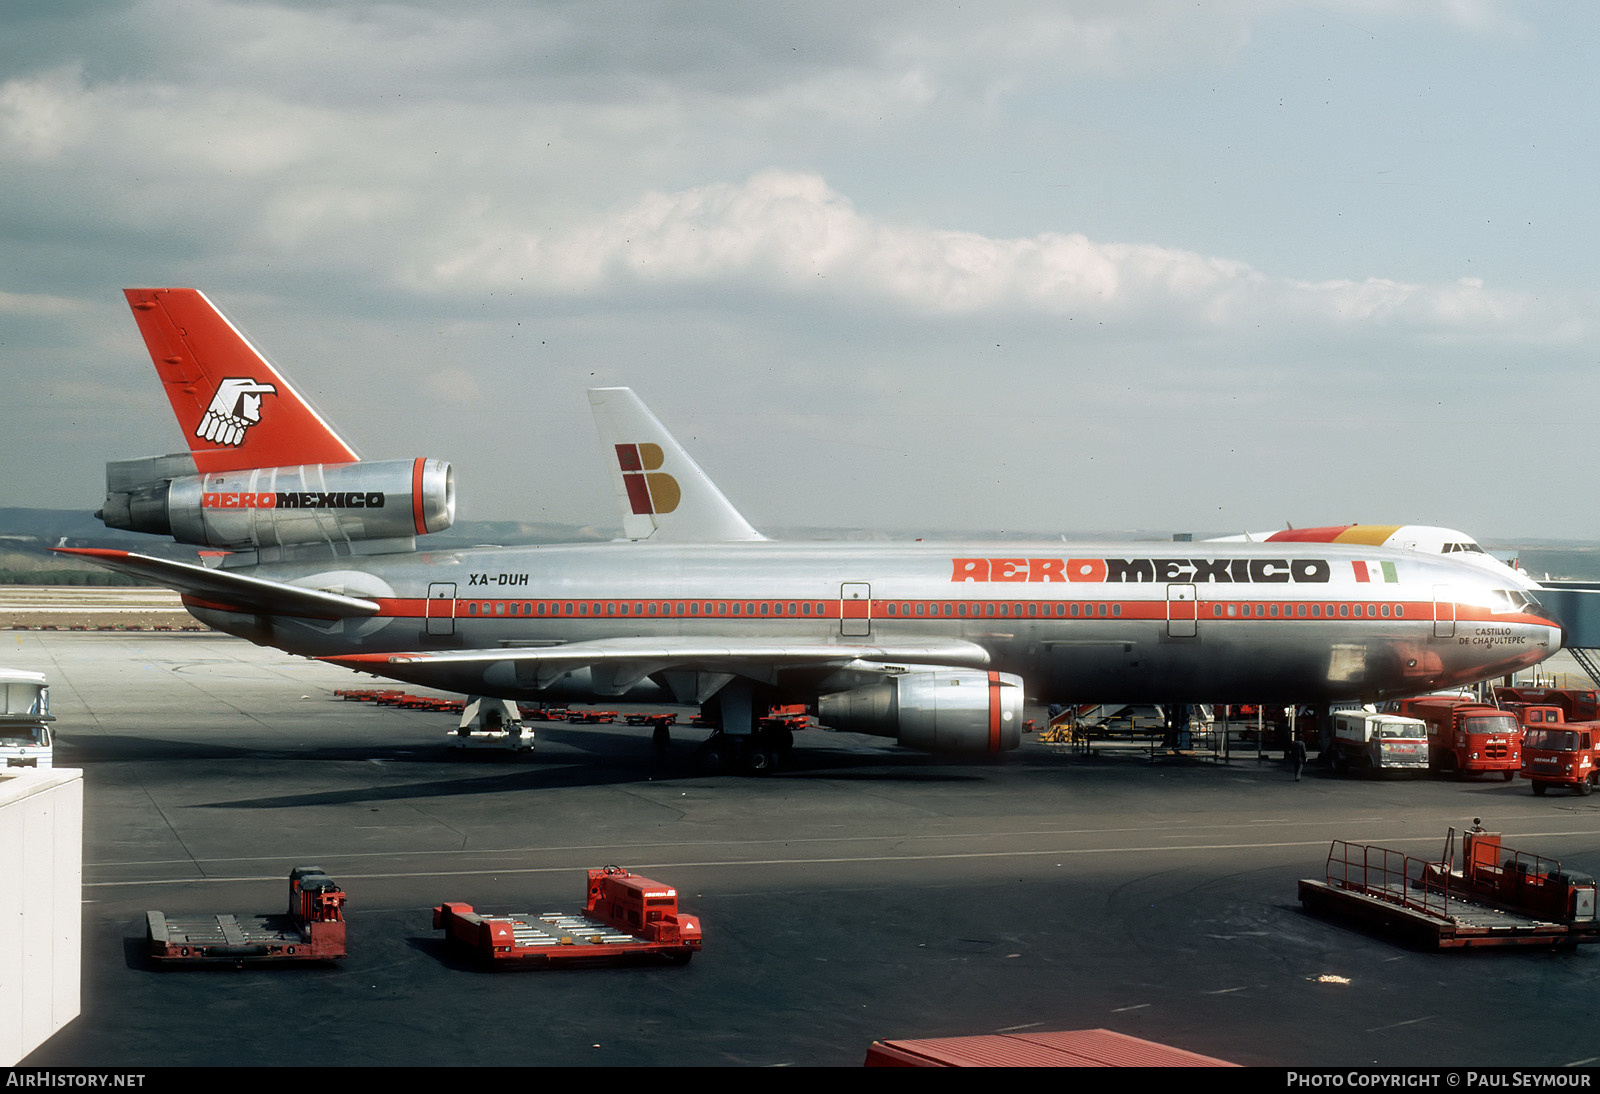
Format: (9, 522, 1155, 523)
(100, 455, 454, 549)
(816, 668, 1024, 753)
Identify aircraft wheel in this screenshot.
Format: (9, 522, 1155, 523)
(743, 746, 775, 776)
(695, 738, 728, 776)
(652, 724, 671, 758)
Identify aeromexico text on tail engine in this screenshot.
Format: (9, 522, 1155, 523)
(201, 491, 386, 509)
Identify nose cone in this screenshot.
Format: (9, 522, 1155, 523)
(1528, 600, 1565, 655)
(1473, 605, 1564, 684)
(1431, 598, 1564, 695)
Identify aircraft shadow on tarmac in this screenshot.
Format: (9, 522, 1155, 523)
(116, 731, 989, 810)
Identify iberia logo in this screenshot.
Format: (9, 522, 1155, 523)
(614, 443, 680, 515)
(197, 377, 277, 447)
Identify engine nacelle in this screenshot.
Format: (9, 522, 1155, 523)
(100, 456, 455, 549)
(816, 668, 1024, 754)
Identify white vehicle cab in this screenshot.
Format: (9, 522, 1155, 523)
(0, 669, 53, 770)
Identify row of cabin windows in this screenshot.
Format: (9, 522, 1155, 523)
(884, 602, 1116, 618)
(459, 600, 1408, 620)
(1213, 603, 1405, 618)
(460, 600, 1122, 619)
(465, 601, 833, 618)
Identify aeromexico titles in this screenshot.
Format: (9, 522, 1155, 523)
(62, 289, 1562, 766)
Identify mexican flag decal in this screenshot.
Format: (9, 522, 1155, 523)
(1352, 560, 1398, 583)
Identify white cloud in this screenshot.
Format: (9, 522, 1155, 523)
(0, 65, 93, 161)
(0, 290, 81, 316)
(428, 169, 1573, 341)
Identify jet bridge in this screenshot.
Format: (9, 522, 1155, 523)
(1529, 585, 1600, 683)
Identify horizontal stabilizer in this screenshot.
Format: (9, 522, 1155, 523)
(56, 548, 379, 620)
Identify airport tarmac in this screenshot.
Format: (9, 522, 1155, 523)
(9, 631, 1600, 1068)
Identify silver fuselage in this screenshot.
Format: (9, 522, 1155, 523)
(187, 539, 1561, 705)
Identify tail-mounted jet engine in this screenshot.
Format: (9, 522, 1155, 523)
(816, 668, 1024, 754)
(99, 454, 455, 550)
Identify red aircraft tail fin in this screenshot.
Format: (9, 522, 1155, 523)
(123, 288, 360, 473)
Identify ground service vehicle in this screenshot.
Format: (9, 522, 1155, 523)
(1299, 823, 1600, 949)
(863, 1029, 1237, 1067)
(433, 866, 702, 966)
(1329, 711, 1428, 776)
(1521, 723, 1600, 795)
(0, 669, 53, 770)
(1500, 702, 1564, 729)
(146, 867, 347, 964)
(1496, 687, 1600, 723)
(1402, 699, 1521, 779)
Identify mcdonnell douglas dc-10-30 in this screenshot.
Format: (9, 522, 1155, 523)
(63, 289, 1562, 771)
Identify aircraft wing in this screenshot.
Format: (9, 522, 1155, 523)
(55, 548, 380, 619)
(324, 636, 992, 698)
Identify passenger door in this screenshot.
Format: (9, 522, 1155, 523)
(1166, 583, 1198, 638)
(425, 582, 457, 637)
(840, 583, 871, 637)
(1432, 585, 1456, 639)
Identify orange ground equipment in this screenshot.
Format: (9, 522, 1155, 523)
(433, 866, 702, 966)
(1299, 823, 1600, 949)
(146, 867, 347, 965)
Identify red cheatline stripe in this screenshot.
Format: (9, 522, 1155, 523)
(355, 596, 1506, 621)
(184, 592, 1550, 633)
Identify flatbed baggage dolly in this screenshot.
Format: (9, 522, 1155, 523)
(1299, 822, 1600, 950)
(433, 866, 702, 966)
(146, 867, 347, 965)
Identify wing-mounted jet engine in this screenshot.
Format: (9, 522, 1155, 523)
(816, 668, 1024, 754)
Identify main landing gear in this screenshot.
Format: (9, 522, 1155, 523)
(693, 725, 794, 776)
(691, 681, 796, 775)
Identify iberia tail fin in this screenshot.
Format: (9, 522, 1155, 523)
(588, 388, 764, 542)
(124, 288, 360, 473)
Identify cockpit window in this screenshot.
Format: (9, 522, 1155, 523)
(1442, 542, 1486, 555)
(1488, 588, 1537, 614)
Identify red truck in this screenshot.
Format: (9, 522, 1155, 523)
(1400, 698, 1521, 779)
(1500, 702, 1565, 729)
(1496, 686, 1600, 723)
(1521, 721, 1600, 796)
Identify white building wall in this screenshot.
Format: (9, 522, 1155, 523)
(0, 769, 82, 1066)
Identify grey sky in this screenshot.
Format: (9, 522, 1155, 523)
(2, 0, 1594, 539)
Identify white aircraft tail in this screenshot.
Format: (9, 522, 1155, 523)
(588, 388, 764, 542)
